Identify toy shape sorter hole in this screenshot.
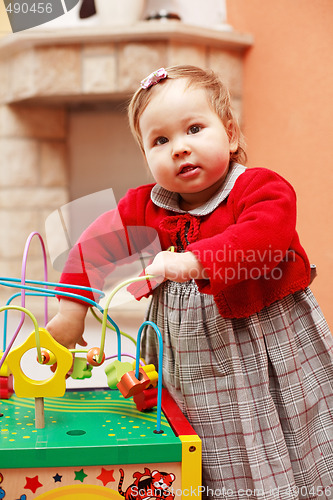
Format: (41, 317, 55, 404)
(19, 348, 55, 381)
(66, 429, 86, 436)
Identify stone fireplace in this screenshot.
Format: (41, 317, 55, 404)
(0, 22, 252, 311)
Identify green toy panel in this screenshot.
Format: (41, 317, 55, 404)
(0, 389, 181, 469)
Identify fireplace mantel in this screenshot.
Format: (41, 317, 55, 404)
(0, 21, 253, 52)
(0, 21, 252, 105)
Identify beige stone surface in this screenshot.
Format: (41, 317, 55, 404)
(0, 257, 62, 317)
(209, 48, 243, 98)
(0, 105, 66, 139)
(82, 44, 117, 94)
(0, 187, 68, 210)
(40, 141, 68, 187)
(34, 45, 81, 96)
(0, 259, 22, 279)
(231, 97, 243, 126)
(83, 43, 115, 57)
(118, 42, 167, 91)
(0, 138, 39, 186)
(0, 106, 6, 136)
(0, 59, 9, 104)
(0, 210, 40, 258)
(0, 23, 253, 58)
(10, 49, 35, 102)
(168, 42, 207, 68)
(0, 23, 252, 104)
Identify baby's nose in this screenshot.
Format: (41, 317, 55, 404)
(172, 143, 191, 158)
(174, 150, 188, 158)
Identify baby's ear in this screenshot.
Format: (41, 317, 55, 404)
(229, 135, 239, 153)
(226, 120, 239, 153)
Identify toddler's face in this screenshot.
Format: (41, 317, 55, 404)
(139, 78, 238, 210)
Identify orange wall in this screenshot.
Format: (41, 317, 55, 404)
(226, 0, 333, 328)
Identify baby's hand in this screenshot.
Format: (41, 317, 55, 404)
(46, 299, 88, 350)
(145, 250, 208, 283)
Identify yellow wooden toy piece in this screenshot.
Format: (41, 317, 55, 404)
(0, 351, 11, 377)
(6, 328, 73, 398)
(131, 362, 158, 388)
(142, 364, 158, 388)
(180, 435, 202, 497)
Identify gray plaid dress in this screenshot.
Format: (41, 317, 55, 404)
(142, 169, 333, 500)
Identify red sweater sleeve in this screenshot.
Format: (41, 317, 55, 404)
(57, 184, 158, 303)
(188, 168, 300, 296)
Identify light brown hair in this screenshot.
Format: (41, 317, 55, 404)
(128, 64, 247, 164)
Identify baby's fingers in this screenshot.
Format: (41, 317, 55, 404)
(77, 336, 88, 347)
(144, 265, 163, 279)
(144, 251, 169, 278)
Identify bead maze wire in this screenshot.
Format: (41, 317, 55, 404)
(0, 232, 164, 433)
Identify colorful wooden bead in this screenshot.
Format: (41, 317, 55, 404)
(87, 347, 105, 367)
(38, 349, 57, 366)
(117, 368, 151, 399)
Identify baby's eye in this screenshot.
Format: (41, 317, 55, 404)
(155, 136, 168, 146)
(188, 125, 202, 135)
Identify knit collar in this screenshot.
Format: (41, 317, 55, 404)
(151, 162, 247, 216)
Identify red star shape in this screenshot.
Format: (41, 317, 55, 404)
(96, 468, 115, 486)
(24, 475, 43, 493)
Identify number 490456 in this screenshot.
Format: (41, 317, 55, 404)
(6, 3, 53, 14)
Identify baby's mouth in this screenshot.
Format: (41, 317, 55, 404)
(177, 164, 200, 175)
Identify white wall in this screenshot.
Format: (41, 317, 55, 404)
(145, 0, 228, 28)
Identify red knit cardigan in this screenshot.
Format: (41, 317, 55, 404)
(59, 167, 311, 318)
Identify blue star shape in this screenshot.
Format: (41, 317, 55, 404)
(53, 473, 62, 483)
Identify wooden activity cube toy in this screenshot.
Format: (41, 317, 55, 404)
(0, 388, 201, 499)
(0, 232, 202, 499)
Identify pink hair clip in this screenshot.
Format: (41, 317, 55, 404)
(140, 68, 168, 89)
